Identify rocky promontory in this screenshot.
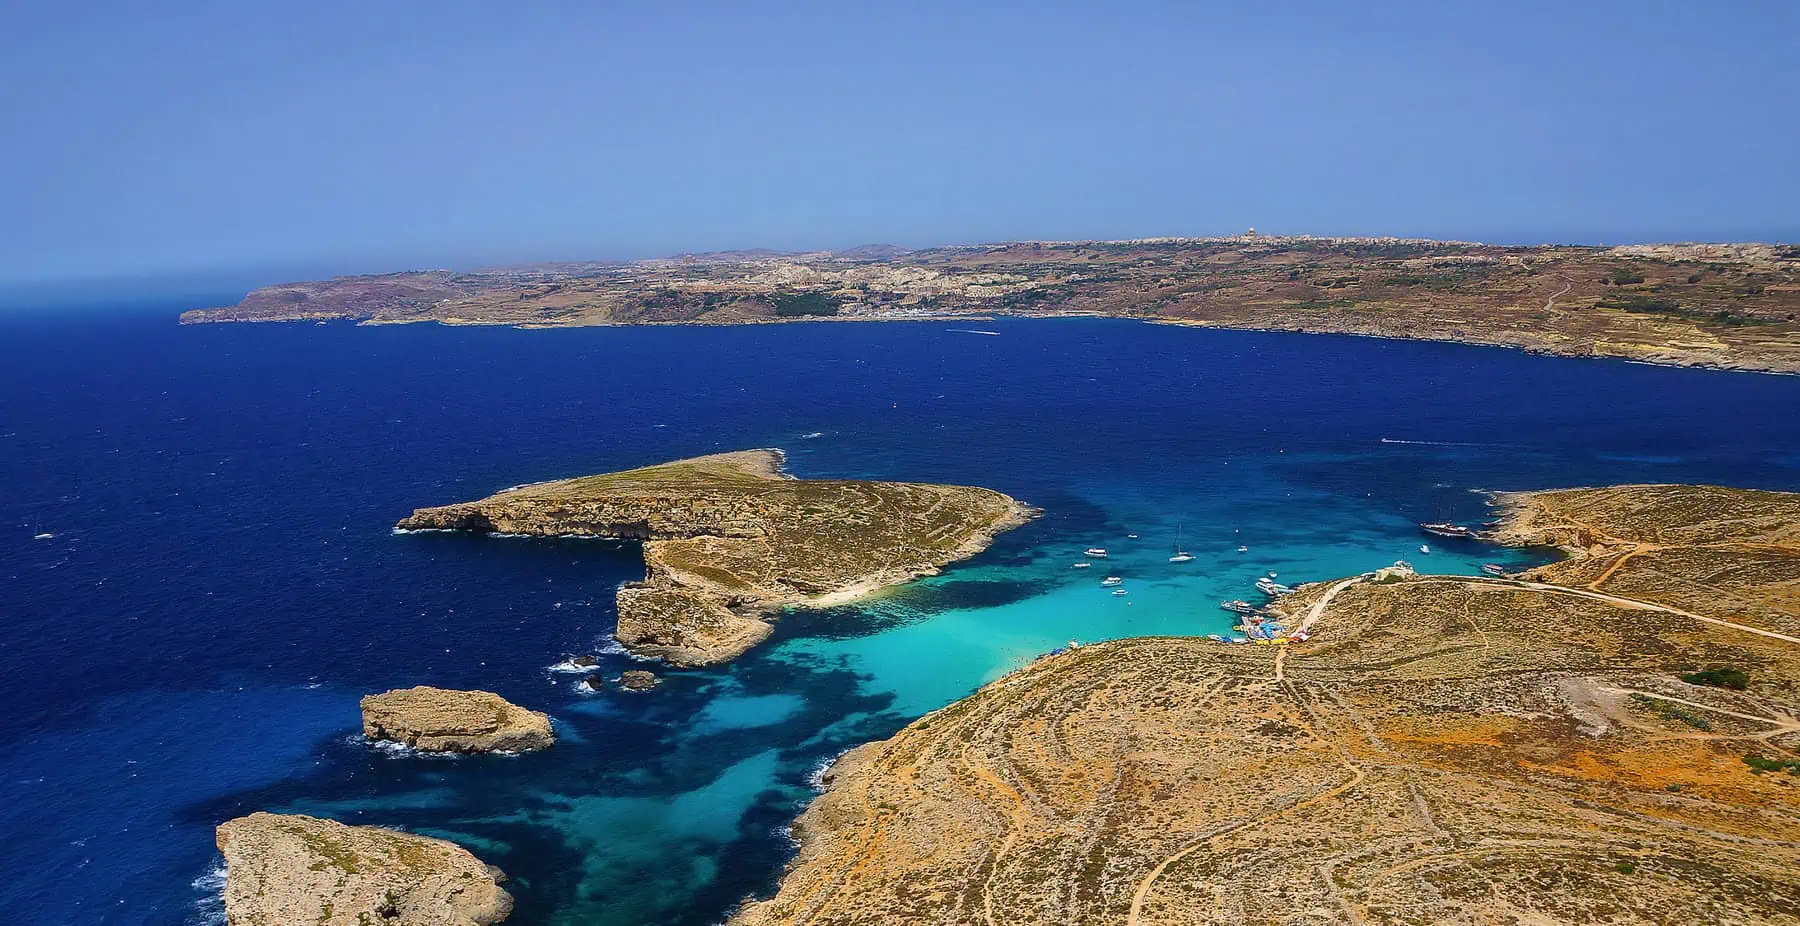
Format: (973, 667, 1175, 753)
(215, 812, 511, 925)
(396, 450, 1035, 665)
(361, 686, 554, 753)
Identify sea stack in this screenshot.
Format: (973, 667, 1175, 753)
(215, 812, 511, 925)
(360, 686, 554, 753)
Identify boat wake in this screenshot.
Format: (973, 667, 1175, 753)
(946, 328, 1001, 336)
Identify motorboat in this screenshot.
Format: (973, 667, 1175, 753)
(1481, 563, 1506, 577)
(1111, 588, 1129, 597)
(1220, 600, 1260, 615)
(1255, 577, 1294, 596)
(1072, 562, 1092, 569)
(1419, 522, 1476, 539)
(1419, 544, 1431, 554)
(1236, 545, 1249, 553)
(1085, 547, 1109, 558)
(1101, 576, 1123, 587)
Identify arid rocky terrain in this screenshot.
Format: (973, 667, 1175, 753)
(215, 812, 512, 925)
(360, 686, 555, 754)
(183, 236, 1800, 372)
(732, 484, 1800, 925)
(397, 450, 1034, 664)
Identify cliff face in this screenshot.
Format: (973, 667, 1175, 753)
(735, 484, 1800, 925)
(182, 236, 1800, 373)
(215, 812, 511, 925)
(360, 686, 555, 753)
(397, 450, 1035, 665)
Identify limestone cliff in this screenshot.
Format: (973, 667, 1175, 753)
(361, 686, 554, 753)
(396, 450, 1035, 664)
(215, 812, 511, 925)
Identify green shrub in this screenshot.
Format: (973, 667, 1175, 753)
(1680, 667, 1749, 690)
(1611, 268, 1646, 285)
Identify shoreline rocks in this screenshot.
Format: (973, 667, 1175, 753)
(216, 812, 511, 925)
(361, 686, 554, 753)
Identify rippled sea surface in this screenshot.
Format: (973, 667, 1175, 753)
(3, 311, 1798, 924)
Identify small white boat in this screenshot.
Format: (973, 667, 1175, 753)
(1085, 547, 1109, 558)
(1419, 544, 1431, 554)
(1267, 571, 1278, 578)
(1101, 576, 1123, 587)
(1237, 545, 1249, 553)
(1111, 588, 1129, 596)
(1127, 533, 1139, 539)
(1071, 562, 1092, 569)
(1481, 563, 1506, 577)
(34, 532, 54, 540)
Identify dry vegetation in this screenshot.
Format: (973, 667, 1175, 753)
(733, 484, 1800, 925)
(396, 450, 1034, 664)
(184, 237, 1800, 372)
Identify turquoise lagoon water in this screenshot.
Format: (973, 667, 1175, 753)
(1, 313, 1796, 924)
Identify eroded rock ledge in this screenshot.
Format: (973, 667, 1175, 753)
(734, 484, 1800, 925)
(397, 449, 1035, 665)
(216, 812, 511, 925)
(361, 686, 554, 753)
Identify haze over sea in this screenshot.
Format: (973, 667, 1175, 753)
(3, 311, 1798, 925)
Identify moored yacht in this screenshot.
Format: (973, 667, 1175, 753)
(1101, 576, 1123, 587)
(1085, 547, 1109, 558)
(1168, 523, 1194, 562)
(1071, 562, 1092, 569)
(1481, 563, 1506, 576)
(1419, 522, 1476, 539)
(1220, 599, 1259, 615)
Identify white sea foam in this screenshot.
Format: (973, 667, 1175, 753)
(188, 862, 227, 925)
(799, 431, 826, 439)
(390, 526, 455, 535)
(805, 748, 853, 791)
(546, 659, 600, 674)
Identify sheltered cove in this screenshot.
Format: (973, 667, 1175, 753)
(732, 483, 1800, 925)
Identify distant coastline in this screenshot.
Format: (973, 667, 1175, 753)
(179, 235, 1800, 374)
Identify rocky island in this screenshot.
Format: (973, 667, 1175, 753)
(181, 236, 1800, 373)
(397, 450, 1035, 665)
(215, 812, 511, 925)
(361, 686, 554, 753)
(733, 484, 1800, 924)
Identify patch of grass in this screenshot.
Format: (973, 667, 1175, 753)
(1597, 295, 1775, 327)
(1680, 666, 1749, 690)
(1610, 268, 1646, 285)
(1615, 861, 1636, 875)
(1629, 693, 1711, 731)
(1743, 754, 1800, 775)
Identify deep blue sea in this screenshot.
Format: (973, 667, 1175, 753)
(3, 312, 1798, 925)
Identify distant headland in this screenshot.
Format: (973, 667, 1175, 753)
(180, 235, 1800, 373)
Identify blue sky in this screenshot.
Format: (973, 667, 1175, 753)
(3, 0, 1797, 291)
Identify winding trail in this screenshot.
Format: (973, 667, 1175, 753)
(1544, 276, 1575, 313)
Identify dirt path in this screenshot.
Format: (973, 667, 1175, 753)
(1544, 277, 1575, 313)
(1450, 575, 1800, 646)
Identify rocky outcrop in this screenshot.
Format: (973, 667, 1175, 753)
(618, 670, 660, 691)
(215, 812, 511, 925)
(360, 686, 554, 753)
(397, 450, 1035, 665)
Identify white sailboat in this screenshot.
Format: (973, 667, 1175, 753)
(1168, 523, 1194, 563)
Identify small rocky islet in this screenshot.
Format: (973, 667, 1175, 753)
(360, 685, 555, 754)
